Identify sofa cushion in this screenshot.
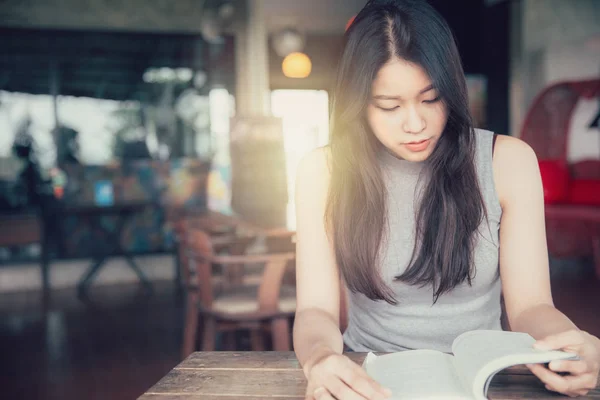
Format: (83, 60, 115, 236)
(538, 160, 570, 204)
(568, 179, 600, 206)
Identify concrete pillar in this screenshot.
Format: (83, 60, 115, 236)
(235, 0, 270, 116)
(230, 0, 287, 228)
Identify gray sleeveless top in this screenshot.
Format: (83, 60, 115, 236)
(342, 129, 503, 354)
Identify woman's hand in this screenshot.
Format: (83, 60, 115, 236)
(304, 350, 392, 400)
(526, 330, 600, 397)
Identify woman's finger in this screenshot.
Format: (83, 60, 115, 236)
(323, 377, 368, 400)
(553, 374, 597, 397)
(305, 381, 318, 399)
(549, 360, 590, 376)
(336, 360, 392, 399)
(527, 363, 573, 394)
(529, 363, 597, 396)
(344, 375, 390, 400)
(319, 395, 336, 400)
(313, 387, 336, 400)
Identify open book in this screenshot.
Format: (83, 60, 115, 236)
(363, 330, 578, 400)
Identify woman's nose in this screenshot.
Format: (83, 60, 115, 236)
(402, 106, 426, 134)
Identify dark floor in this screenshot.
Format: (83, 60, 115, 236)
(0, 258, 599, 400)
(0, 282, 184, 400)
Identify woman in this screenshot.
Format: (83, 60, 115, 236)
(293, 1, 600, 399)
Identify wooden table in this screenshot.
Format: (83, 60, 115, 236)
(139, 352, 600, 399)
(53, 202, 155, 297)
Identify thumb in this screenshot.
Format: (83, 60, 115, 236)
(305, 381, 317, 399)
(534, 330, 584, 351)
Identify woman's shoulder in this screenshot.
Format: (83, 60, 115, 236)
(473, 128, 534, 157)
(492, 134, 538, 168)
(470, 128, 537, 172)
(490, 133, 540, 207)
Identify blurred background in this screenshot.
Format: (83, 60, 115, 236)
(0, 0, 598, 399)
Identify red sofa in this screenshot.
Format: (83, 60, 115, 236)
(520, 79, 600, 279)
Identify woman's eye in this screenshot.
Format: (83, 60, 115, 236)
(423, 97, 440, 104)
(378, 106, 399, 112)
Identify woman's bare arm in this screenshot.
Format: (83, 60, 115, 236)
(293, 147, 344, 375)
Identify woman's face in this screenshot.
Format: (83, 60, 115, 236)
(367, 58, 448, 162)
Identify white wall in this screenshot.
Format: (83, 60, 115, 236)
(522, 0, 600, 53)
(511, 0, 600, 162)
(544, 43, 600, 84)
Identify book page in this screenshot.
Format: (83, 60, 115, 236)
(364, 350, 472, 400)
(452, 330, 578, 399)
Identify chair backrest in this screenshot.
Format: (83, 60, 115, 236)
(175, 213, 256, 285)
(571, 160, 600, 180)
(0, 213, 42, 247)
(185, 229, 216, 309)
(520, 79, 600, 162)
(185, 227, 296, 317)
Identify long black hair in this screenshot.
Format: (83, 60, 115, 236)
(326, 0, 485, 304)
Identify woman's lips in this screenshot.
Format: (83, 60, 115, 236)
(403, 138, 431, 152)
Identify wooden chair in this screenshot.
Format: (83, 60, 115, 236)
(174, 212, 295, 289)
(174, 216, 259, 292)
(0, 212, 48, 298)
(181, 229, 296, 358)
